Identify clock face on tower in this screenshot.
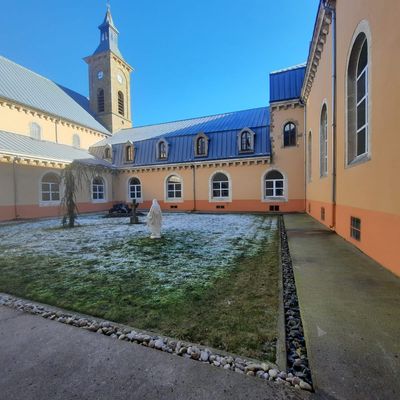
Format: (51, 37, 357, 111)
(117, 73, 124, 84)
(97, 71, 104, 80)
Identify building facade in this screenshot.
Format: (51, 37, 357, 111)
(0, 1, 398, 276)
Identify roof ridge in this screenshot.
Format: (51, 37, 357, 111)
(270, 62, 307, 75)
(120, 106, 268, 131)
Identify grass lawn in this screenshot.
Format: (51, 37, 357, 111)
(0, 213, 279, 361)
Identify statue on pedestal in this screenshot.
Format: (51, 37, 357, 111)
(147, 199, 162, 239)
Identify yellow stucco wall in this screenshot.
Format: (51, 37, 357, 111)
(0, 100, 108, 150)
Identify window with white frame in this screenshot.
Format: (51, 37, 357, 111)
(92, 177, 105, 201)
(157, 140, 168, 160)
(347, 32, 369, 163)
(239, 130, 254, 152)
(30, 122, 42, 140)
(320, 105, 328, 177)
(41, 173, 60, 202)
(125, 143, 134, 162)
(128, 177, 142, 200)
(211, 172, 230, 199)
(264, 170, 284, 198)
(166, 175, 182, 200)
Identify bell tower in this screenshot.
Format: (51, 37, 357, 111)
(84, 5, 133, 134)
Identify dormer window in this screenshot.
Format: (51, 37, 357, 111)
(104, 145, 112, 160)
(157, 140, 168, 160)
(124, 142, 134, 163)
(238, 128, 255, 153)
(194, 133, 209, 157)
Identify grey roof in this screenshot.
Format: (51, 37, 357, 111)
(0, 130, 98, 163)
(92, 107, 269, 147)
(0, 56, 110, 135)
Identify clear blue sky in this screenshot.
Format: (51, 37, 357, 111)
(0, 0, 319, 126)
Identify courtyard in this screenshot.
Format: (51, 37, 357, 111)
(0, 213, 280, 361)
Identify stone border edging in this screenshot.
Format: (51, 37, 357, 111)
(280, 216, 313, 388)
(0, 293, 312, 391)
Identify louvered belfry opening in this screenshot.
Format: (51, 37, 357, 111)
(118, 91, 124, 116)
(97, 88, 105, 113)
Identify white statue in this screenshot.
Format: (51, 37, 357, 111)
(147, 199, 162, 239)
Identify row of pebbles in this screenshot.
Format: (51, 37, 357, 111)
(279, 217, 313, 387)
(0, 293, 312, 391)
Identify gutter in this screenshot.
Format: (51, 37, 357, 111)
(324, 1, 337, 230)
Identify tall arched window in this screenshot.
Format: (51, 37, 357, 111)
(128, 177, 142, 200)
(264, 170, 285, 198)
(72, 134, 81, 148)
(307, 131, 312, 182)
(347, 31, 369, 163)
(41, 173, 60, 203)
(30, 123, 41, 140)
(104, 146, 111, 160)
(118, 91, 124, 116)
(211, 172, 230, 199)
(157, 140, 168, 160)
(283, 122, 296, 147)
(240, 131, 252, 152)
(97, 88, 105, 113)
(320, 105, 328, 177)
(92, 177, 105, 201)
(166, 175, 182, 200)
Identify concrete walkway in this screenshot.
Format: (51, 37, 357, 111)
(284, 214, 400, 400)
(0, 306, 311, 400)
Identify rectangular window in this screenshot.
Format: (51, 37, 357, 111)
(350, 217, 361, 241)
(321, 207, 325, 221)
(269, 205, 280, 212)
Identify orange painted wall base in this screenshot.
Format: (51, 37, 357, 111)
(307, 200, 400, 277)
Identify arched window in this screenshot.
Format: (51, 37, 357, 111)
(197, 137, 206, 155)
(264, 170, 284, 198)
(118, 91, 124, 116)
(104, 146, 111, 160)
(347, 32, 369, 162)
(283, 122, 296, 147)
(239, 130, 254, 152)
(72, 134, 81, 148)
(30, 123, 41, 140)
(307, 131, 312, 182)
(41, 173, 60, 203)
(211, 172, 230, 199)
(125, 144, 134, 162)
(92, 177, 105, 201)
(166, 175, 182, 200)
(157, 140, 168, 160)
(97, 88, 105, 113)
(128, 177, 142, 200)
(320, 105, 328, 177)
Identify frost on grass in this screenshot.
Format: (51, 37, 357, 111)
(0, 213, 277, 301)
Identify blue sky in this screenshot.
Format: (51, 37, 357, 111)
(0, 0, 319, 126)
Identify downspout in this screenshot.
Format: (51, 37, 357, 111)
(191, 164, 197, 212)
(325, 2, 337, 230)
(301, 98, 307, 213)
(55, 119, 59, 143)
(12, 157, 19, 219)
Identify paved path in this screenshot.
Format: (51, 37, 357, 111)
(0, 306, 311, 400)
(284, 214, 400, 400)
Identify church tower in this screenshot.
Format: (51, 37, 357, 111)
(84, 6, 133, 133)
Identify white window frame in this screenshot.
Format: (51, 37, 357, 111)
(345, 20, 372, 167)
(320, 103, 328, 177)
(127, 176, 143, 203)
(209, 171, 232, 202)
(261, 169, 288, 202)
(237, 128, 255, 153)
(92, 176, 106, 203)
(39, 172, 61, 207)
(157, 139, 169, 160)
(30, 122, 42, 140)
(72, 134, 81, 148)
(164, 174, 183, 203)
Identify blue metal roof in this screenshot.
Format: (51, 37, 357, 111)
(90, 107, 270, 167)
(0, 56, 110, 135)
(269, 64, 306, 103)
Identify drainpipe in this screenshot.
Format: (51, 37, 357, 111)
(55, 119, 59, 143)
(191, 164, 197, 212)
(325, 1, 337, 230)
(12, 157, 19, 219)
(300, 98, 307, 213)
